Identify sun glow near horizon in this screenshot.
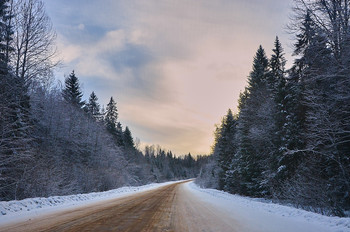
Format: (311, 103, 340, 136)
(46, 0, 294, 155)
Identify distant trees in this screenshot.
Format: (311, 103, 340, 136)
(198, 0, 350, 216)
(143, 145, 207, 182)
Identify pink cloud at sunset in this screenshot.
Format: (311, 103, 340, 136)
(46, 0, 294, 155)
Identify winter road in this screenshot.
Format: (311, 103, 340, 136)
(0, 180, 339, 232)
(0, 180, 240, 232)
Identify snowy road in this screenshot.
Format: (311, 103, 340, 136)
(0, 180, 349, 231)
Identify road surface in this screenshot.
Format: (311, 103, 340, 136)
(0, 180, 241, 232)
(0, 180, 336, 232)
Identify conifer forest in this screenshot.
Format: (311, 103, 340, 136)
(197, 0, 350, 217)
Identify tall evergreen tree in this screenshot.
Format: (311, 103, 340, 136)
(277, 12, 317, 183)
(86, 91, 101, 121)
(116, 122, 124, 147)
(247, 45, 269, 91)
(62, 71, 84, 107)
(213, 109, 237, 190)
(292, 10, 315, 80)
(123, 126, 135, 149)
(269, 36, 286, 90)
(105, 97, 118, 133)
(105, 97, 124, 146)
(268, 36, 288, 182)
(235, 46, 273, 196)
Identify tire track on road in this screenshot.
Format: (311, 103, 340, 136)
(0, 182, 181, 232)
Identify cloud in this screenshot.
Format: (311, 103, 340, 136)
(121, 98, 212, 155)
(47, 0, 294, 155)
(77, 23, 85, 30)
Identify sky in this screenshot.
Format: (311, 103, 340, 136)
(45, 0, 295, 156)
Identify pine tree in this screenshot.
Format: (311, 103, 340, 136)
(105, 97, 118, 133)
(213, 109, 237, 190)
(278, 12, 317, 182)
(123, 126, 135, 149)
(86, 91, 101, 121)
(105, 97, 124, 146)
(291, 11, 331, 79)
(116, 122, 124, 147)
(269, 36, 286, 90)
(247, 45, 269, 91)
(268, 37, 288, 182)
(235, 46, 272, 196)
(62, 71, 84, 107)
(292, 10, 315, 79)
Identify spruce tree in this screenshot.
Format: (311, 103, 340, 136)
(248, 45, 269, 91)
(105, 97, 118, 133)
(292, 10, 315, 79)
(116, 122, 124, 147)
(62, 71, 84, 107)
(235, 46, 272, 196)
(213, 109, 237, 190)
(268, 37, 288, 179)
(269, 36, 286, 90)
(86, 91, 101, 121)
(105, 97, 124, 146)
(279, 13, 317, 181)
(123, 126, 135, 149)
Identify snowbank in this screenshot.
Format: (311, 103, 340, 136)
(0, 180, 181, 225)
(188, 182, 350, 232)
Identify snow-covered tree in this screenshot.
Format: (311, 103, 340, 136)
(0, 0, 32, 200)
(213, 109, 237, 190)
(105, 97, 118, 132)
(62, 71, 84, 107)
(85, 91, 101, 121)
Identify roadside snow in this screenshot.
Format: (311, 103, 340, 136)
(0, 180, 181, 225)
(188, 182, 350, 232)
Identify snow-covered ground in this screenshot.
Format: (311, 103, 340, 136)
(1, 180, 349, 232)
(0, 180, 181, 225)
(187, 182, 350, 232)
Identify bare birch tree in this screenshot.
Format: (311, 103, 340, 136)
(11, 0, 58, 88)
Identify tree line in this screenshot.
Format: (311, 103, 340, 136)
(0, 0, 205, 201)
(197, 0, 350, 217)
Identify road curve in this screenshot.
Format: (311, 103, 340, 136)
(0, 180, 241, 232)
